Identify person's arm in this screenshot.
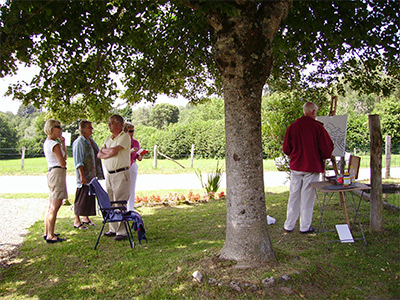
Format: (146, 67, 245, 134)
(319, 130, 334, 159)
(77, 166, 87, 184)
(98, 145, 124, 159)
(59, 136, 67, 161)
(73, 139, 87, 183)
(53, 144, 67, 168)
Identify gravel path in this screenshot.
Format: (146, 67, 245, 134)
(0, 198, 48, 269)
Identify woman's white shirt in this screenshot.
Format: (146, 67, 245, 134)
(44, 139, 65, 168)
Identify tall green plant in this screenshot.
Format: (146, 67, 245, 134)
(195, 161, 223, 193)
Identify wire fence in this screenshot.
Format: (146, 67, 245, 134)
(0, 148, 44, 159)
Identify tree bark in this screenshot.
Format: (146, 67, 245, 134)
(207, 1, 292, 264)
(369, 114, 383, 232)
(385, 135, 391, 179)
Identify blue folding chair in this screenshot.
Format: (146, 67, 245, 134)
(89, 178, 147, 249)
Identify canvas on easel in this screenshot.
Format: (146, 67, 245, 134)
(316, 115, 348, 157)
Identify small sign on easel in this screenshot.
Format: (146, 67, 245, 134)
(335, 224, 354, 243)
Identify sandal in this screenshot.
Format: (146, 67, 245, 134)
(43, 233, 60, 240)
(46, 236, 66, 244)
(74, 223, 88, 230)
(82, 219, 95, 226)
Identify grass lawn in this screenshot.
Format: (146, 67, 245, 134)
(0, 187, 399, 299)
(0, 155, 399, 176)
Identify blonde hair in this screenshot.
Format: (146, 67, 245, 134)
(123, 122, 135, 132)
(44, 119, 61, 136)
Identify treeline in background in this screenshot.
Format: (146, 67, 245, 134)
(1, 86, 399, 160)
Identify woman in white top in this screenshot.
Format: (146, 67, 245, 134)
(43, 119, 68, 243)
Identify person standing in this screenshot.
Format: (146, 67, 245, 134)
(282, 102, 334, 234)
(98, 114, 131, 241)
(123, 122, 144, 212)
(43, 119, 68, 243)
(72, 120, 104, 230)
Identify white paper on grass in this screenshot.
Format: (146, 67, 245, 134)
(335, 224, 354, 243)
(267, 215, 276, 225)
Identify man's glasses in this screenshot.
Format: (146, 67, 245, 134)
(128, 130, 134, 133)
(54, 125, 62, 129)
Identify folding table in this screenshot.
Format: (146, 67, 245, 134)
(310, 181, 371, 249)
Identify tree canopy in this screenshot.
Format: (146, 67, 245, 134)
(1, 1, 398, 121)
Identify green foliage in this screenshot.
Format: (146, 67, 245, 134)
(1, 1, 398, 121)
(133, 125, 159, 154)
(152, 120, 225, 159)
(179, 97, 224, 123)
(272, 1, 400, 96)
(261, 89, 330, 159)
(90, 122, 110, 147)
(0, 112, 18, 159)
(131, 105, 152, 126)
(148, 103, 180, 129)
(17, 114, 46, 158)
(373, 94, 400, 148)
(118, 105, 133, 122)
(345, 113, 370, 153)
(195, 161, 223, 193)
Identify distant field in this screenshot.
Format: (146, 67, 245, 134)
(0, 155, 399, 176)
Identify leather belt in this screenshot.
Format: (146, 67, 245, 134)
(108, 167, 129, 174)
(48, 166, 67, 172)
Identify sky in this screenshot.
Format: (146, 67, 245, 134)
(0, 65, 188, 114)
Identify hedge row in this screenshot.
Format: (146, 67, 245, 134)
(134, 120, 226, 159)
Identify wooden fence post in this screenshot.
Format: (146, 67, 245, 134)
(385, 135, 391, 179)
(369, 114, 383, 232)
(190, 144, 195, 168)
(153, 145, 158, 168)
(21, 146, 26, 170)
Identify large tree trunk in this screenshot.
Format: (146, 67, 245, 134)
(207, 1, 292, 264)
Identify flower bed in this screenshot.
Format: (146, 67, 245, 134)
(135, 191, 226, 207)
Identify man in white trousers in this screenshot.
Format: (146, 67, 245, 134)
(282, 102, 334, 233)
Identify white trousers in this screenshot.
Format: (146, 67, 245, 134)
(127, 162, 138, 211)
(106, 169, 130, 235)
(284, 171, 320, 232)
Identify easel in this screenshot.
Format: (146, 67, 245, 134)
(328, 95, 350, 227)
(329, 156, 351, 227)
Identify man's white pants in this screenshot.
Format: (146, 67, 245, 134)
(106, 170, 130, 236)
(284, 170, 320, 232)
(128, 162, 138, 211)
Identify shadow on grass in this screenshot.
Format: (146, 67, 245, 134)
(0, 190, 399, 299)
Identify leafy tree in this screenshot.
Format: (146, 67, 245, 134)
(118, 105, 133, 122)
(148, 103, 180, 129)
(261, 88, 331, 159)
(0, 112, 18, 159)
(373, 94, 400, 151)
(1, 0, 398, 264)
(16, 104, 41, 118)
(179, 97, 224, 123)
(18, 113, 46, 157)
(345, 112, 370, 154)
(131, 105, 152, 126)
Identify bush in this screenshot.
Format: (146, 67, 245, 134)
(133, 120, 225, 159)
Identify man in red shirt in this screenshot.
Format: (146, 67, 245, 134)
(282, 102, 334, 233)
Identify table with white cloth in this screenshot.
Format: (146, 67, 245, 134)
(310, 181, 371, 249)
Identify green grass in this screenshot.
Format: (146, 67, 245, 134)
(0, 188, 399, 299)
(0, 157, 279, 175)
(1, 155, 399, 176)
